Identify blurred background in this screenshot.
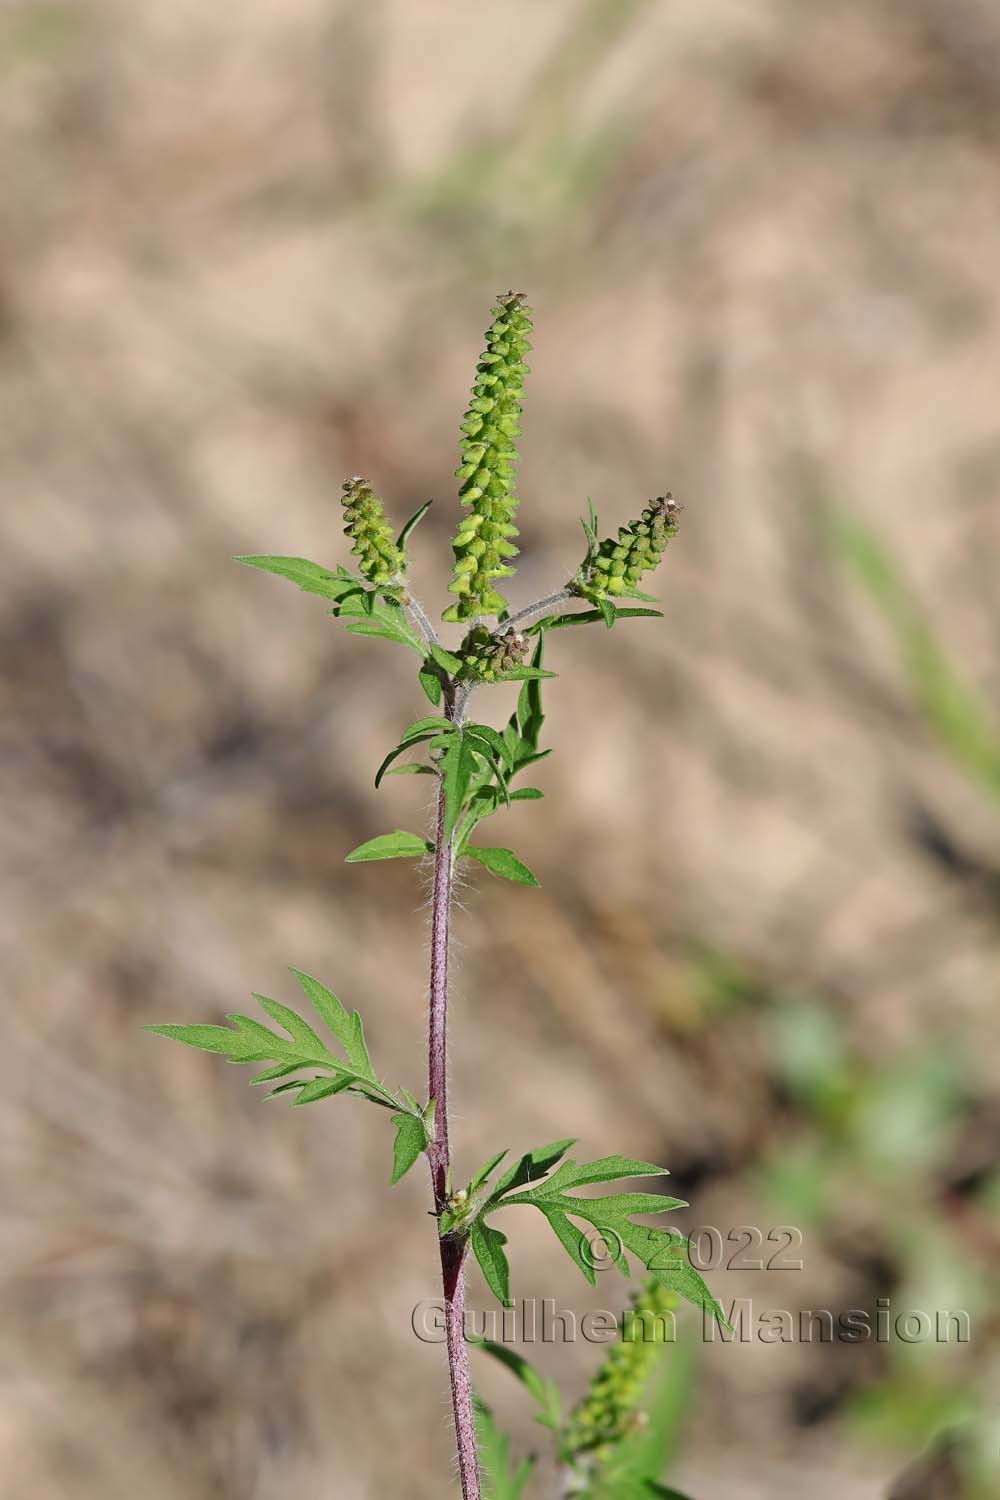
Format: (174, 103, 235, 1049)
(2, 1, 999, 1496)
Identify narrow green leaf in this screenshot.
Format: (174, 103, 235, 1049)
(250, 1061, 303, 1085)
(345, 830, 433, 862)
(471, 1220, 512, 1307)
(348, 1009, 373, 1080)
(386, 762, 436, 777)
(469, 1148, 509, 1195)
(475, 1342, 562, 1431)
(473, 1401, 535, 1500)
(539, 1156, 673, 1194)
(465, 846, 539, 887)
(466, 722, 515, 772)
(344, 620, 423, 652)
(429, 643, 464, 675)
(418, 665, 443, 707)
(293, 1076, 355, 1105)
(503, 665, 557, 681)
(598, 596, 616, 630)
(235, 555, 359, 603)
(145, 1023, 239, 1055)
(222, 1013, 291, 1061)
(517, 637, 546, 752)
(515, 748, 552, 771)
(374, 734, 438, 788)
(492, 1139, 576, 1199)
(509, 787, 543, 801)
(401, 715, 455, 740)
(537, 1204, 597, 1286)
(288, 968, 359, 1062)
(391, 1112, 427, 1184)
(529, 607, 663, 633)
(396, 497, 433, 550)
(441, 733, 477, 842)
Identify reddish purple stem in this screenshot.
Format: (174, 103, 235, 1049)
(427, 694, 481, 1500)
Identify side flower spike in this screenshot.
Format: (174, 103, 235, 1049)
(341, 477, 405, 588)
(571, 494, 681, 604)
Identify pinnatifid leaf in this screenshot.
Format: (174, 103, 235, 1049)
(465, 846, 539, 887)
(253, 994, 326, 1055)
(467, 1145, 724, 1326)
(147, 993, 398, 1114)
(288, 968, 370, 1074)
(345, 830, 433, 862)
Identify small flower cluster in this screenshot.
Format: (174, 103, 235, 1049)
(341, 477, 404, 587)
(457, 625, 529, 683)
(572, 495, 680, 603)
(562, 1280, 677, 1468)
(443, 292, 532, 623)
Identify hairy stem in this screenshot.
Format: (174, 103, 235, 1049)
(400, 583, 440, 649)
(427, 684, 481, 1500)
(503, 585, 576, 631)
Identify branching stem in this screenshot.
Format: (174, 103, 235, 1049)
(503, 585, 576, 632)
(426, 680, 481, 1500)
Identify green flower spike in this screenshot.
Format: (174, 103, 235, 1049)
(341, 476, 405, 590)
(457, 624, 529, 683)
(572, 495, 681, 604)
(442, 291, 532, 624)
(562, 1279, 677, 1470)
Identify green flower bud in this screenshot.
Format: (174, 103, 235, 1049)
(456, 624, 529, 683)
(571, 495, 680, 605)
(443, 292, 532, 623)
(562, 1280, 677, 1472)
(340, 476, 405, 588)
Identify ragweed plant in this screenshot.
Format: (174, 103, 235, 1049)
(475, 1279, 694, 1499)
(148, 292, 720, 1499)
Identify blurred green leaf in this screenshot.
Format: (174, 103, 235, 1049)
(345, 830, 434, 862)
(465, 846, 540, 887)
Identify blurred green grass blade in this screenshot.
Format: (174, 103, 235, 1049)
(831, 509, 1000, 798)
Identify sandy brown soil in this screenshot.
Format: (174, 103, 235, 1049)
(2, 2, 999, 1496)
